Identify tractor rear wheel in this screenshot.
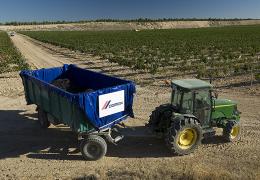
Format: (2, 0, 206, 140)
(223, 121, 241, 142)
(165, 117, 202, 155)
(148, 104, 172, 132)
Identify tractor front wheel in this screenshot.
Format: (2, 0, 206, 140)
(165, 117, 202, 155)
(223, 121, 241, 142)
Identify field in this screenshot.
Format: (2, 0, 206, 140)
(21, 25, 260, 77)
(0, 31, 29, 73)
(0, 29, 259, 179)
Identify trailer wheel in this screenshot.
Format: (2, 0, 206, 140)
(223, 121, 241, 142)
(37, 107, 50, 128)
(80, 135, 107, 161)
(165, 117, 202, 155)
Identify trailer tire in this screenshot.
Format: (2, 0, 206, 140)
(165, 116, 202, 155)
(80, 135, 107, 161)
(37, 107, 50, 128)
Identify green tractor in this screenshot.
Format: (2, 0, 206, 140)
(149, 79, 241, 155)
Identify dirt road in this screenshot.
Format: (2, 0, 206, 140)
(0, 34, 259, 179)
(11, 34, 74, 68)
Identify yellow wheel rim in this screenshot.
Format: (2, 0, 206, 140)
(177, 128, 197, 150)
(230, 126, 240, 139)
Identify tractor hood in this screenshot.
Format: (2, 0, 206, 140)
(212, 98, 239, 121)
(214, 98, 237, 107)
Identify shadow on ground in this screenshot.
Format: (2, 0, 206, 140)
(0, 110, 80, 160)
(0, 110, 227, 161)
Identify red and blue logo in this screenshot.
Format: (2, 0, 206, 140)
(102, 100, 123, 110)
(102, 100, 111, 110)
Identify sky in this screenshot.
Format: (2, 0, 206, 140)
(0, 0, 260, 22)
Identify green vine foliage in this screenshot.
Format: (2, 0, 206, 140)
(0, 32, 29, 73)
(21, 25, 260, 77)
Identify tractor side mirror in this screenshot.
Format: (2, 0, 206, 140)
(213, 90, 218, 99)
(212, 99, 216, 110)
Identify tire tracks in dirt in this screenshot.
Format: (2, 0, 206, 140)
(11, 34, 74, 69)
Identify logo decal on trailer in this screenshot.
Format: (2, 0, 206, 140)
(99, 90, 125, 118)
(102, 100, 111, 110)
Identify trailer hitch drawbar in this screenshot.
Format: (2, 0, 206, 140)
(78, 128, 124, 145)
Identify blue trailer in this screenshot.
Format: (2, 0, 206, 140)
(20, 64, 136, 160)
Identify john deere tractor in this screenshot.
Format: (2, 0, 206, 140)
(149, 79, 241, 155)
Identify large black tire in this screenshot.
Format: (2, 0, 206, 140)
(37, 107, 50, 128)
(223, 121, 241, 142)
(165, 116, 202, 155)
(148, 104, 173, 132)
(80, 135, 107, 161)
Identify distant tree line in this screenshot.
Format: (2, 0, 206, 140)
(0, 18, 258, 26)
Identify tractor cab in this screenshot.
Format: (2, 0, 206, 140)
(171, 79, 213, 127)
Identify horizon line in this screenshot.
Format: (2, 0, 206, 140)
(1, 18, 260, 25)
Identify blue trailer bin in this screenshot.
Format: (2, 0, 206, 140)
(20, 64, 136, 160)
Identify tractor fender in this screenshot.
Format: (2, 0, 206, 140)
(172, 113, 201, 124)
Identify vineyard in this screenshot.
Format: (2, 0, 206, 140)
(21, 25, 260, 77)
(0, 31, 29, 73)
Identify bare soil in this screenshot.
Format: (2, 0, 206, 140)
(0, 34, 259, 179)
(1, 20, 260, 31)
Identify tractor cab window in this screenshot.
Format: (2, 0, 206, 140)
(172, 87, 193, 114)
(172, 87, 182, 108)
(181, 91, 193, 114)
(194, 89, 211, 125)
